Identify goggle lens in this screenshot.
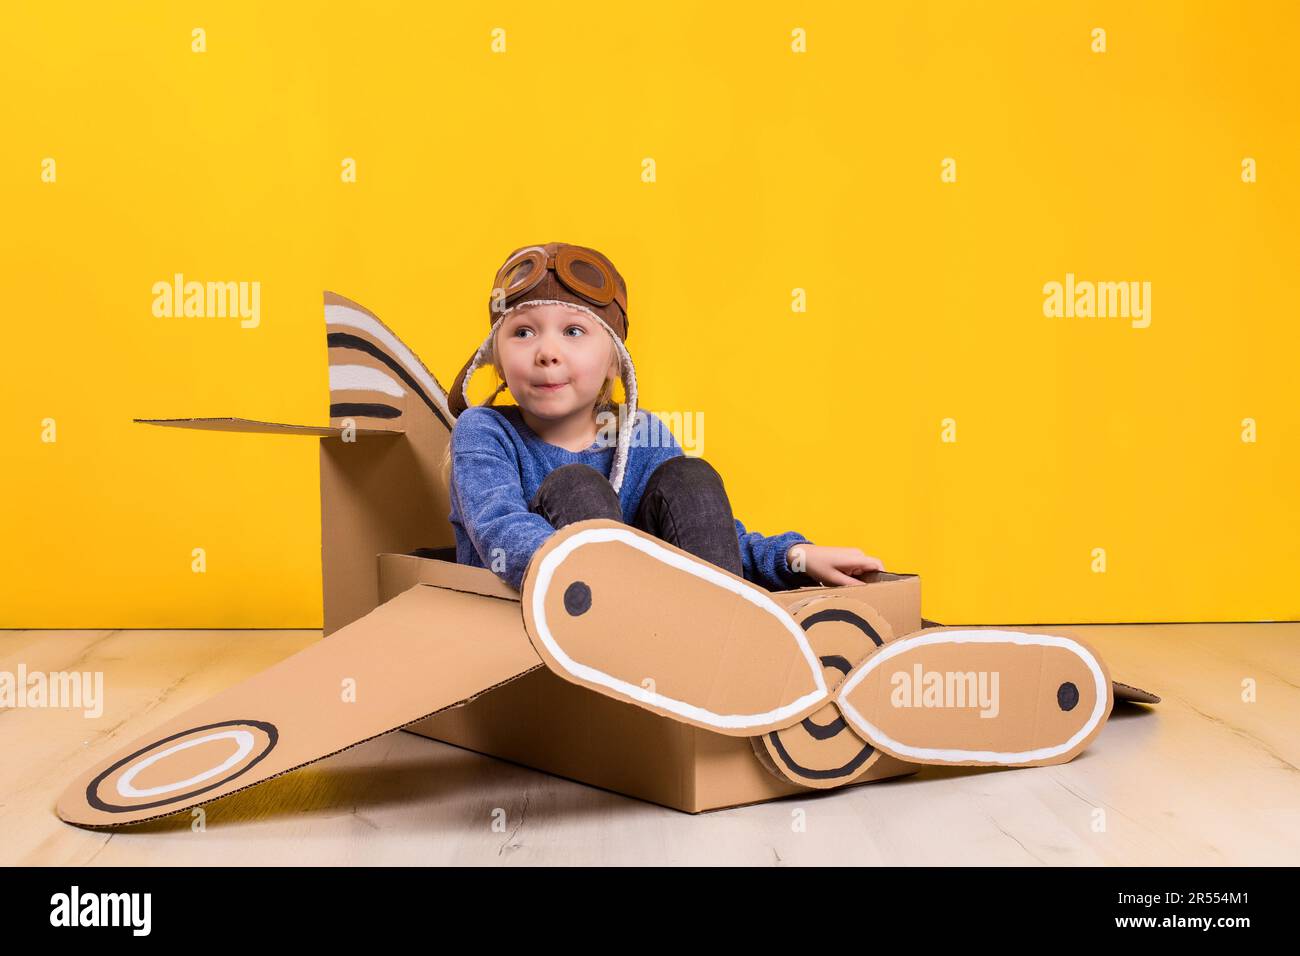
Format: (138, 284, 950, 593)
(493, 246, 623, 313)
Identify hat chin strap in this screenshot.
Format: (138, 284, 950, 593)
(460, 299, 638, 495)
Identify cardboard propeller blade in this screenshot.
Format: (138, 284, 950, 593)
(520, 518, 832, 736)
(832, 627, 1114, 768)
(57, 585, 542, 828)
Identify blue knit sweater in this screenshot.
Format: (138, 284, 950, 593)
(448, 404, 814, 592)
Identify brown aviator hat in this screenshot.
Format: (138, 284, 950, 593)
(448, 242, 638, 493)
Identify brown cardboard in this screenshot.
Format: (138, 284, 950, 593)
(56, 291, 1161, 825)
(519, 520, 831, 736)
(319, 291, 459, 637)
(516, 518, 1126, 775)
(57, 582, 543, 828)
(832, 626, 1113, 768)
(54, 548, 924, 826)
(752, 594, 898, 790)
(134, 417, 403, 438)
(1113, 680, 1161, 704)
(381, 549, 928, 811)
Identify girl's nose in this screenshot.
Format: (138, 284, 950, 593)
(535, 332, 565, 363)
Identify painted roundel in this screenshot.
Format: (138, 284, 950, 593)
(752, 596, 895, 789)
(86, 719, 278, 814)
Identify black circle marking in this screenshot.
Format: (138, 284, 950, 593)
(801, 655, 854, 737)
(820, 653, 856, 676)
(767, 728, 877, 780)
(1057, 682, 1080, 711)
(766, 604, 887, 779)
(801, 608, 886, 647)
(86, 719, 279, 813)
(563, 581, 592, 616)
(798, 613, 885, 739)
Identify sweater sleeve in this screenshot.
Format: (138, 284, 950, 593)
(734, 519, 816, 592)
(450, 415, 557, 592)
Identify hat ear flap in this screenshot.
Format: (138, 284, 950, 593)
(487, 340, 505, 380)
(453, 318, 508, 416)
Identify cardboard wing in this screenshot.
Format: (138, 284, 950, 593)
(133, 292, 460, 636)
(56, 584, 543, 828)
(133, 417, 403, 438)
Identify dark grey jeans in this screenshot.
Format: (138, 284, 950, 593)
(528, 457, 744, 577)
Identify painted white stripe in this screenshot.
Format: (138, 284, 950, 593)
(834, 630, 1109, 765)
(326, 303, 450, 421)
(530, 526, 829, 730)
(329, 363, 407, 398)
(117, 730, 256, 798)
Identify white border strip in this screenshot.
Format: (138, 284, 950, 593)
(326, 303, 450, 421)
(329, 363, 407, 397)
(835, 630, 1109, 764)
(529, 526, 828, 730)
(117, 730, 256, 798)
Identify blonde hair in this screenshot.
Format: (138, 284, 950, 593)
(439, 330, 622, 492)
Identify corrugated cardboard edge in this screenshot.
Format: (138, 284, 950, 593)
(1112, 680, 1161, 704)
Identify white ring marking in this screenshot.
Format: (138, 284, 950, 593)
(116, 730, 257, 798)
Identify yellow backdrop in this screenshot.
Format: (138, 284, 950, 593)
(3, 2, 1296, 627)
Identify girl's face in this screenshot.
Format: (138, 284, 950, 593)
(495, 303, 618, 420)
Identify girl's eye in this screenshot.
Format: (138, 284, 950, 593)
(510, 325, 585, 338)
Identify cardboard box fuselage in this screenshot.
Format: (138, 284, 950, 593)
(376, 551, 923, 813)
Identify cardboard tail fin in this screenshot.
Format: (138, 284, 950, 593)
(133, 293, 464, 635)
(56, 584, 542, 829)
(324, 291, 454, 434)
(319, 292, 460, 633)
(134, 291, 456, 438)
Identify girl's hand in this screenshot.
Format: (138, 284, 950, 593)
(786, 543, 885, 587)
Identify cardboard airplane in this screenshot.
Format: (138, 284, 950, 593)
(55, 292, 1161, 827)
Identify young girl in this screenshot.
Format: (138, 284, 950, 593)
(442, 241, 884, 593)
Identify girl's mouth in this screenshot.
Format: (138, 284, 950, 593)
(536, 382, 567, 392)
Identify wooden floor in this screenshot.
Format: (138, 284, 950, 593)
(3, 621, 1297, 866)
